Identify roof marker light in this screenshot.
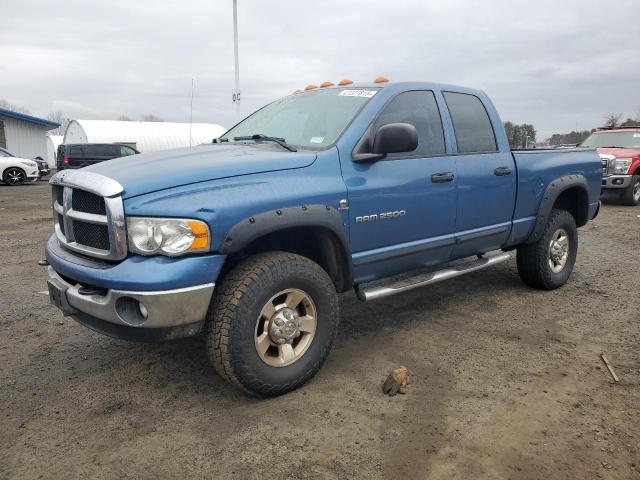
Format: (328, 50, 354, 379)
(320, 81, 335, 88)
(338, 79, 353, 86)
(373, 76, 389, 83)
(304, 85, 318, 91)
(293, 89, 303, 94)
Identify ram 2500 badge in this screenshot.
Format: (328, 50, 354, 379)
(46, 79, 602, 396)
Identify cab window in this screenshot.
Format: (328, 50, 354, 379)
(443, 91, 497, 153)
(373, 90, 446, 157)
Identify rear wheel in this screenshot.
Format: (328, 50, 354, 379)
(3, 167, 26, 186)
(516, 209, 577, 290)
(206, 251, 339, 397)
(622, 174, 640, 206)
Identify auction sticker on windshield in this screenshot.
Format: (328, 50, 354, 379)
(339, 89, 377, 98)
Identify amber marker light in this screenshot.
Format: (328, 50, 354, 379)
(187, 220, 210, 251)
(338, 79, 353, 86)
(320, 81, 335, 88)
(373, 76, 389, 83)
(304, 85, 318, 91)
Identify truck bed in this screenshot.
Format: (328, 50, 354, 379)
(508, 147, 601, 245)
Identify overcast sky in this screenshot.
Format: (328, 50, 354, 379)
(1, 0, 639, 139)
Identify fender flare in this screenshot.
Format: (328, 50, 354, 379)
(218, 204, 353, 288)
(525, 174, 589, 244)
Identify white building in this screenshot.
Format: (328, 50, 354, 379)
(63, 120, 226, 153)
(0, 108, 61, 159)
(45, 135, 64, 164)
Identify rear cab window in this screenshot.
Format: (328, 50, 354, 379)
(443, 91, 497, 153)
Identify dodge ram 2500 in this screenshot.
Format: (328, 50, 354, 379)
(46, 79, 602, 396)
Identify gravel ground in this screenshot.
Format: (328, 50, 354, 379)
(1, 181, 639, 480)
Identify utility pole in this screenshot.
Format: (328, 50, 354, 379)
(232, 0, 241, 118)
(189, 78, 194, 147)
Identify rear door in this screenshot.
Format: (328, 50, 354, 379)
(341, 90, 458, 282)
(442, 91, 516, 258)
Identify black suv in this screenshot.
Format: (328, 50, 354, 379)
(56, 143, 139, 170)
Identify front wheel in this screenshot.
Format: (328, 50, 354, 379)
(622, 174, 640, 206)
(3, 167, 26, 186)
(516, 209, 578, 290)
(206, 252, 339, 397)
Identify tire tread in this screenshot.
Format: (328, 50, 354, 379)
(205, 252, 338, 397)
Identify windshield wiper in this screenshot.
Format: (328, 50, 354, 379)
(233, 134, 297, 152)
(212, 137, 229, 143)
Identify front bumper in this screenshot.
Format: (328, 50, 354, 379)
(602, 174, 632, 189)
(47, 267, 214, 341)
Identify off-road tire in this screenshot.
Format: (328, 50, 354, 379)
(516, 209, 578, 290)
(206, 251, 339, 397)
(622, 174, 640, 206)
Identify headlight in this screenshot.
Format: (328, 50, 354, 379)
(613, 158, 632, 174)
(127, 217, 210, 256)
(19, 161, 36, 167)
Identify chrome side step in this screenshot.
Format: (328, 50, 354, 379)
(356, 252, 512, 301)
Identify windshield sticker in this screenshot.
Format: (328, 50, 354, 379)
(338, 89, 377, 98)
(310, 136, 325, 144)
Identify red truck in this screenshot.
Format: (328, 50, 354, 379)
(581, 127, 640, 206)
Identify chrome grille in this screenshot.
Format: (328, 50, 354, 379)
(599, 154, 615, 178)
(50, 170, 127, 261)
(72, 220, 110, 250)
(72, 189, 106, 215)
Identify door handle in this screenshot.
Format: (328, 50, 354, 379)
(494, 166, 512, 176)
(431, 172, 455, 183)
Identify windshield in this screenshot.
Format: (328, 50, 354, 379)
(0, 149, 13, 157)
(221, 88, 379, 149)
(581, 131, 640, 149)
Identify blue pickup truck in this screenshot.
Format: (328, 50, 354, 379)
(46, 80, 601, 396)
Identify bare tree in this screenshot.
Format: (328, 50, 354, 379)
(117, 115, 133, 121)
(46, 111, 70, 135)
(141, 114, 164, 122)
(0, 99, 30, 114)
(603, 113, 622, 128)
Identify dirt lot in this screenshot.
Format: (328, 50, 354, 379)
(1, 180, 638, 480)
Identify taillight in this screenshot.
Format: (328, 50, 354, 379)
(63, 156, 70, 165)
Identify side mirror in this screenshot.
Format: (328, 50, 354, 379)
(352, 123, 418, 162)
(373, 123, 418, 155)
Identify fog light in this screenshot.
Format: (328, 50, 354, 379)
(115, 296, 148, 326)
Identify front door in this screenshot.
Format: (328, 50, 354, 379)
(340, 90, 458, 283)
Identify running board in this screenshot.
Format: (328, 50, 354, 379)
(356, 253, 512, 301)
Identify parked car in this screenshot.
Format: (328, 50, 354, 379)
(33, 157, 51, 179)
(56, 143, 139, 170)
(0, 147, 40, 185)
(45, 80, 602, 397)
(580, 127, 640, 206)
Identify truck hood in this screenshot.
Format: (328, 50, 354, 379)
(85, 143, 317, 198)
(597, 147, 640, 159)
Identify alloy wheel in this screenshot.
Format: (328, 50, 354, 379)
(254, 288, 317, 367)
(5, 168, 25, 186)
(548, 228, 569, 273)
